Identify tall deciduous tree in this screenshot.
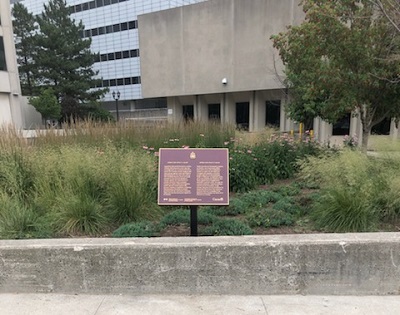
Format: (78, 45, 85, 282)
(272, 0, 400, 151)
(29, 88, 61, 123)
(371, 0, 400, 35)
(35, 0, 106, 120)
(12, 3, 38, 96)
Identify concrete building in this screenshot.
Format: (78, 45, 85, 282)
(0, 0, 23, 127)
(12, 0, 206, 119)
(138, 0, 398, 144)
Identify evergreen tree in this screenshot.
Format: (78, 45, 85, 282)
(35, 0, 106, 120)
(12, 3, 38, 96)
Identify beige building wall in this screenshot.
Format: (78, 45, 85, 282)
(138, 0, 397, 144)
(139, 0, 303, 98)
(0, 0, 23, 128)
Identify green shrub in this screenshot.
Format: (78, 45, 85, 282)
(159, 208, 217, 228)
(240, 190, 282, 207)
(246, 208, 294, 228)
(265, 139, 297, 179)
(202, 218, 253, 236)
(252, 145, 277, 185)
(229, 147, 257, 193)
(112, 221, 156, 237)
(203, 199, 252, 216)
(272, 198, 301, 215)
(271, 185, 301, 197)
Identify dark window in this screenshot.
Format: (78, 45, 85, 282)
(120, 22, 128, 31)
(85, 29, 91, 37)
(95, 81, 102, 88)
(208, 104, 220, 121)
(132, 77, 140, 84)
(102, 80, 109, 87)
(117, 78, 124, 86)
(108, 53, 115, 61)
(75, 4, 82, 12)
(100, 54, 107, 62)
(115, 51, 122, 59)
(113, 24, 120, 32)
(0, 37, 7, 71)
(124, 77, 131, 85)
(265, 100, 281, 128)
(236, 102, 249, 130)
(128, 21, 136, 29)
(332, 113, 351, 136)
(122, 50, 130, 58)
(82, 2, 89, 10)
(96, 0, 103, 7)
(89, 1, 96, 9)
(70, 6, 76, 13)
(91, 28, 98, 36)
(98, 26, 105, 35)
(111, 0, 118, 3)
(106, 25, 112, 33)
(94, 54, 100, 62)
(130, 49, 138, 58)
(104, 0, 111, 5)
(109, 79, 116, 86)
(183, 105, 194, 121)
(372, 117, 391, 135)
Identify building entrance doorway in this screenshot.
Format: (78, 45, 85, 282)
(236, 102, 249, 130)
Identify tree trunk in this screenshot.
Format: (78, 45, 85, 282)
(361, 127, 370, 153)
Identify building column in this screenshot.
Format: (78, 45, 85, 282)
(220, 93, 226, 123)
(167, 97, 180, 123)
(223, 93, 235, 125)
(390, 119, 399, 140)
(194, 95, 207, 122)
(251, 91, 265, 132)
(249, 91, 256, 132)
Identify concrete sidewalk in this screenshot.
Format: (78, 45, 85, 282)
(0, 294, 399, 315)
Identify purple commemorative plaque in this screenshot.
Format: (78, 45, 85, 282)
(158, 148, 229, 205)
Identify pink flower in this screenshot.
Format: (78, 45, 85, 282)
(199, 134, 204, 137)
(149, 147, 154, 151)
(182, 145, 190, 149)
(154, 152, 159, 157)
(247, 150, 252, 154)
(224, 141, 229, 145)
(142, 145, 148, 150)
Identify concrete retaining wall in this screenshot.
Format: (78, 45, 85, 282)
(0, 233, 399, 295)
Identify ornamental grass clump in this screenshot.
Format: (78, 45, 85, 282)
(298, 149, 400, 232)
(0, 193, 50, 239)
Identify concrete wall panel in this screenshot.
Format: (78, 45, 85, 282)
(139, 0, 303, 98)
(0, 233, 399, 295)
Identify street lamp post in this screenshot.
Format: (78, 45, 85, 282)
(112, 90, 121, 121)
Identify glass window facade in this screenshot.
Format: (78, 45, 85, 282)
(0, 37, 7, 71)
(14, 0, 207, 102)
